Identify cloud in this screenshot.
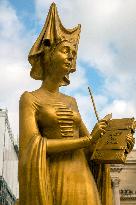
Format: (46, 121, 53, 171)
(0, 0, 41, 136)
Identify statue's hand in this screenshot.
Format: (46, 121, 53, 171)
(91, 114, 112, 144)
(126, 133, 135, 153)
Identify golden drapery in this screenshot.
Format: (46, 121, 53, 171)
(18, 92, 101, 205)
(19, 136, 50, 205)
(19, 92, 52, 205)
(90, 162, 113, 205)
(18, 139, 113, 205)
(18, 91, 113, 205)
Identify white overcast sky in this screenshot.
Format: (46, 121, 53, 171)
(0, 0, 136, 143)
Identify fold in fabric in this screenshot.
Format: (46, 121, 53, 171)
(19, 135, 52, 205)
(90, 162, 113, 205)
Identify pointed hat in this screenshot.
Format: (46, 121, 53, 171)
(28, 3, 81, 82)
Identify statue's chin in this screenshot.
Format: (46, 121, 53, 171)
(63, 74, 70, 84)
(59, 74, 70, 86)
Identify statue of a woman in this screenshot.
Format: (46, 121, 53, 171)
(18, 3, 134, 205)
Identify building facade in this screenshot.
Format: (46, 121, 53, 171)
(111, 149, 136, 205)
(0, 109, 18, 205)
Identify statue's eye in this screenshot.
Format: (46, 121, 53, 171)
(61, 46, 70, 54)
(60, 46, 76, 57)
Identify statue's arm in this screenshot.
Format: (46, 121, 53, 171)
(71, 98, 95, 154)
(46, 137, 92, 153)
(19, 91, 40, 156)
(79, 119, 96, 154)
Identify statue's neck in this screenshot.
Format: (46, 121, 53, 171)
(41, 77, 60, 93)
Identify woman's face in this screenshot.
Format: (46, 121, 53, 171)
(50, 41, 77, 77)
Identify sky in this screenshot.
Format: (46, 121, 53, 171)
(0, 0, 136, 144)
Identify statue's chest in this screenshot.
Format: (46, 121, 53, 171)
(37, 102, 81, 138)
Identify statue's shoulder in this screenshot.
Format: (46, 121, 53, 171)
(20, 91, 31, 101)
(61, 92, 76, 102)
(60, 93, 78, 108)
(19, 90, 39, 105)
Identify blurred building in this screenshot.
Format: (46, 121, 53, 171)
(0, 109, 18, 205)
(111, 149, 136, 205)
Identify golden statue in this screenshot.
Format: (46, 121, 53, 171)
(18, 3, 135, 205)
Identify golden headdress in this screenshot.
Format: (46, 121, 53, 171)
(28, 3, 81, 84)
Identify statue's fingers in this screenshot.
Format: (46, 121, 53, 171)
(127, 141, 132, 150)
(127, 135, 135, 144)
(100, 119, 109, 124)
(99, 121, 107, 126)
(126, 138, 133, 145)
(100, 128, 106, 136)
(98, 125, 107, 132)
(101, 113, 112, 122)
(127, 139, 135, 150)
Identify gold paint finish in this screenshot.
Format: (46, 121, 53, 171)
(18, 3, 135, 205)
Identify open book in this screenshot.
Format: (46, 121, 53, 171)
(91, 118, 135, 164)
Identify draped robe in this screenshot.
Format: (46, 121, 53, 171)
(18, 91, 112, 205)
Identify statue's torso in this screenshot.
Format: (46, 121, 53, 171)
(31, 90, 81, 139)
